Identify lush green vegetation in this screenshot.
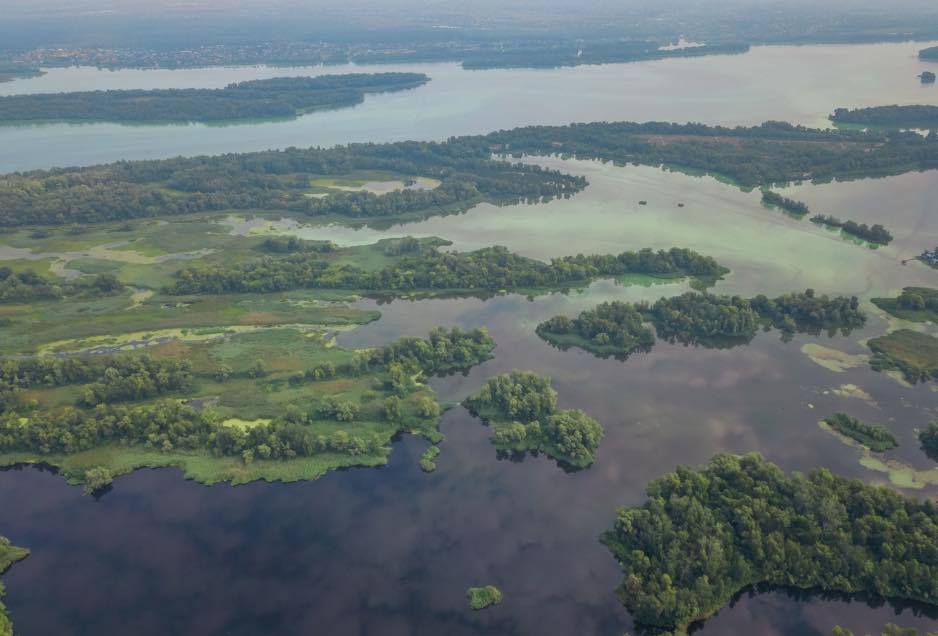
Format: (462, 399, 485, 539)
(464, 371, 604, 468)
(601, 453, 938, 634)
(419, 445, 440, 472)
(831, 105, 938, 129)
(868, 330, 938, 384)
(823, 412, 898, 452)
(811, 215, 893, 245)
(0, 74, 429, 124)
(466, 585, 503, 610)
(762, 190, 810, 216)
(167, 244, 726, 296)
(0, 536, 28, 636)
(0, 140, 585, 228)
(0, 268, 123, 303)
(920, 422, 938, 462)
(537, 290, 865, 357)
(0, 327, 495, 485)
(6, 121, 938, 229)
(872, 287, 938, 322)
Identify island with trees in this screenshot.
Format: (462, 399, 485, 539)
(464, 371, 604, 468)
(601, 453, 938, 634)
(0, 536, 28, 636)
(167, 243, 727, 297)
(5, 121, 938, 228)
(810, 215, 893, 245)
(922, 71, 937, 84)
(537, 290, 865, 357)
(0, 73, 430, 125)
(466, 586, 503, 611)
(0, 63, 42, 83)
(0, 327, 496, 486)
(920, 422, 938, 462)
(822, 412, 898, 452)
(872, 287, 938, 322)
(1, 268, 124, 304)
(761, 190, 810, 217)
(868, 329, 938, 384)
(831, 105, 938, 129)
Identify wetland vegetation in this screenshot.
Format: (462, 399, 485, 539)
(0, 73, 429, 125)
(464, 371, 604, 468)
(809, 215, 893, 245)
(830, 105, 938, 129)
(762, 190, 810, 216)
(466, 586, 503, 610)
(872, 288, 938, 322)
(537, 290, 865, 357)
(0, 537, 28, 636)
(868, 330, 938, 384)
(822, 413, 898, 452)
(601, 453, 938, 634)
(920, 422, 938, 462)
(0, 327, 495, 486)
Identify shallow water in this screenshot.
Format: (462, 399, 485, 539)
(3, 41, 938, 172)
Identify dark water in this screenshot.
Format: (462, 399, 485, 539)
(2, 285, 937, 635)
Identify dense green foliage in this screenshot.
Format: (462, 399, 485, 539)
(536, 301, 655, 358)
(601, 453, 938, 633)
(868, 330, 938, 384)
(0, 354, 192, 409)
(762, 190, 810, 216)
(480, 121, 938, 187)
(0, 268, 123, 303)
(167, 245, 726, 295)
(872, 287, 938, 322)
(5, 121, 938, 228)
(259, 236, 336, 254)
(833, 625, 937, 636)
(0, 140, 584, 227)
(0, 73, 429, 124)
(920, 422, 938, 462)
(465, 371, 604, 468)
(811, 214, 893, 245)
(824, 412, 898, 452)
(466, 585, 503, 610)
(0, 536, 28, 636)
(537, 290, 864, 356)
(831, 105, 938, 129)
(0, 328, 494, 463)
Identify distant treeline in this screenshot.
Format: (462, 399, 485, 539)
(3, 120, 937, 227)
(166, 245, 727, 295)
(831, 105, 938, 128)
(537, 290, 865, 357)
(919, 46, 938, 60)
(0, 73, 429, 124)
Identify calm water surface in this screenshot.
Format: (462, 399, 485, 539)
(2, 44, 938, 636)
(2, 41, 938, 172)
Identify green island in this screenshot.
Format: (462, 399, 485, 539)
(0, 73, 430, 124)
(0, 326, 495, 486)
(600, 453, 938, 635)
(536, 290, 865, 357)
(810, 215, 893, 245)
(0, 536, 28, 636)
(761, 190, 810, 217)
(868, 329, 938, 384)
(872, 287, 938, 322)
(5, 121, 938, 229)
(833, 626, 938, 636)
(921, 71, 937, 84)
(831, 105, 938, 129)
(464, 371, 604, 469)
(921, 422, 938, 462)
(822, 412, 898, 452)
(419, 445, 441, 472)
(466, 585, 503, 610)
(166, 243, 727, 297)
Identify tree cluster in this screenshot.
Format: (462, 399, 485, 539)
(824, 412, 898, 452)
(762, 190, 810, 216)
(601, 453, 938, 632)
(831, 105, 938, 128)
(0, 268, 123, 303)
(920, 422, 938, 462)
(167, 245, 726, 295)
(465, 370, 604, 467)
(811, 214, 893, 245)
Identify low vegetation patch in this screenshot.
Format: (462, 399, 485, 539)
(868, 329, 938, 384)
(823, 412, 898, 452)
(466, 586, 503, 610)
